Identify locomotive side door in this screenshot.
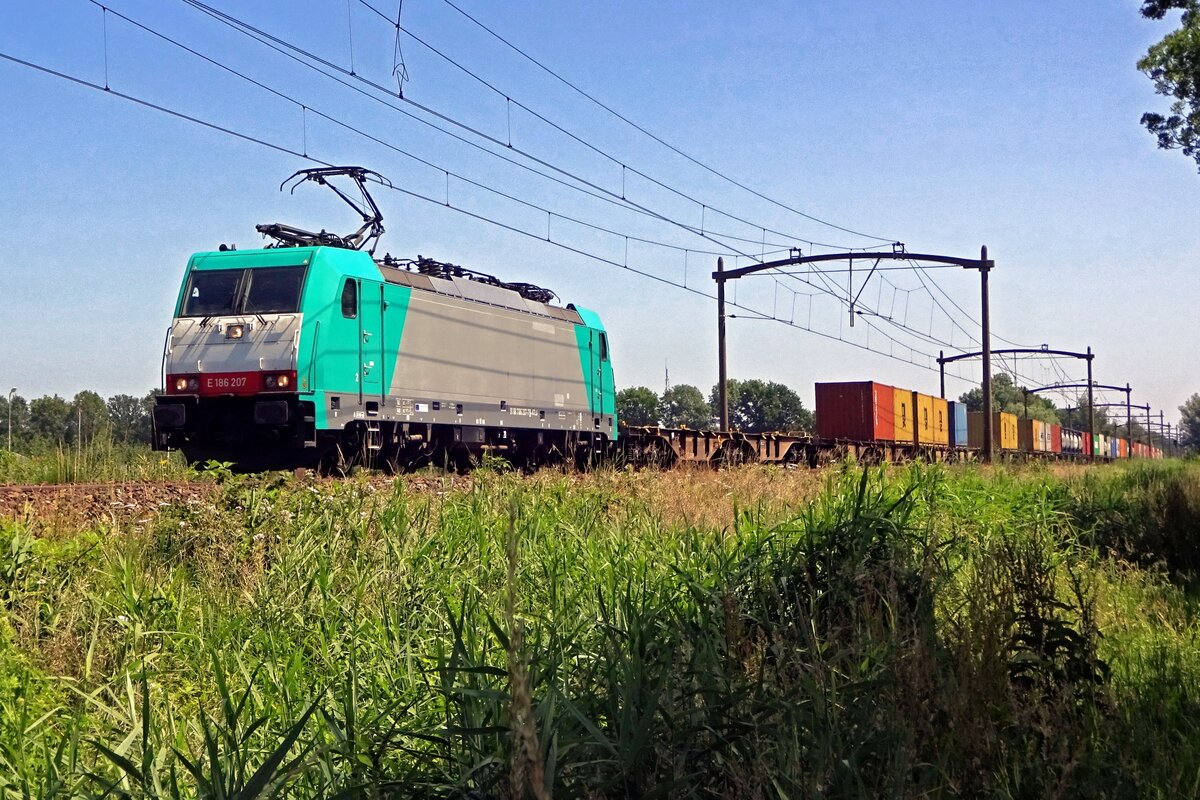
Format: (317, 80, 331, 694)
(358, 279, 384, 403)
(588, 328, 609, 421)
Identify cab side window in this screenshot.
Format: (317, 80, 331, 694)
(599, 332, 609, 361)
(341, 279, 358, 319)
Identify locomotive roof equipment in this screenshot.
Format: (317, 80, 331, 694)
(255, 166, 391, 255)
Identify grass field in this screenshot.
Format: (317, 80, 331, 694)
(2, 458, 1200, 798)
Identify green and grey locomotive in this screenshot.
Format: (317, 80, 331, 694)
(153, 168, 616, 471)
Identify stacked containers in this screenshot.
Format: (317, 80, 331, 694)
(815, 382, 897, 441)
(948, 401, 969, 448)
(932, 397, 950, 446)
(893, 388, 915, 444)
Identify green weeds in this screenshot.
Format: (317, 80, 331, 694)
(1, 463, 1200, 797)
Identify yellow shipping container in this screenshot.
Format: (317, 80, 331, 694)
(1000, 412, 1018, 450)
(968, 411, 1020, 451)
(893, 387, 915, 443)
(932, 397, 949, 446)
(914, 392, 935, 445)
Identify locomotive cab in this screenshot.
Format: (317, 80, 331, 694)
(153, 248, 323, 468)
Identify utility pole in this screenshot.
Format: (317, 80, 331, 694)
(716, 257, 729, 432)
(1086, 347, 1095, 461)
(939, 350, 945, 399)
(5, 388, 14, 452)
(980, 245, 993, 463)
(1126, 383, 1132, 454)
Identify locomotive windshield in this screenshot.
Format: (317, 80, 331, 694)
(244, 266, 307, 313)
(181, 265, 307, 317)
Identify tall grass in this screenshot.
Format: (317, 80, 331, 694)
(0, 437, 190, 485)
(2, 461, 1200, 797)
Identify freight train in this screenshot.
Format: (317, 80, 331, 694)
(153, 168, 1164, 471)
(625, 380, 1162, 469)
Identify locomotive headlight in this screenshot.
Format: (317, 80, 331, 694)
(226, 324, 245, 340)
(275, 373, 290, 388)
(174, 377, 189, 392)
(187, 377, 200, 391)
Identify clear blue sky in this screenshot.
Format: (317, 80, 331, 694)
(1, 1, 1196, 428)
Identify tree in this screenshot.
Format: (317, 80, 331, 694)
(1180, 393, 1200, 450)
(108, 392, 156, 444)
(710, 379, 813, 434)
(28, 395, 72, 447)
(957, 373, 1061, 424)
(0, 393, 30, 451)
(616, 386, 659, 426)
(660, 384, 711, 429)
(1138, 1, 1200, 170)
(70, 390, 111, 444)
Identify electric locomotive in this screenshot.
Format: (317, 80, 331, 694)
(153, 167, 616, 471)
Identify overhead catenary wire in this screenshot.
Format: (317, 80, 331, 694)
(85, 0, 754, 261)
(114, 1, 779, 255)
(428, 0, 899, 244)
(0, 46, 965, 379)
(180, 0, 892, 255)
(153, 0, 1007, 364)
(369, 6, 895, 249)
(81, 0, 960, 362)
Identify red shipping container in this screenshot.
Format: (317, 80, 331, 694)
(1051, 424, 1062, 454)
(815, 381, 896, 442)
(1119, 439, 1128, 458)
(1083, 431, 1092, 457)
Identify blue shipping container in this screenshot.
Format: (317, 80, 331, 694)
(947, 401, 969, 448)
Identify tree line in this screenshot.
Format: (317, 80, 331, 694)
(617, 379, 813, 434)
(0, 390, 159, 452)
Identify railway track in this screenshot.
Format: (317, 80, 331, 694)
(0, 480, 217, 528)
(0, 473, 475, 529)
